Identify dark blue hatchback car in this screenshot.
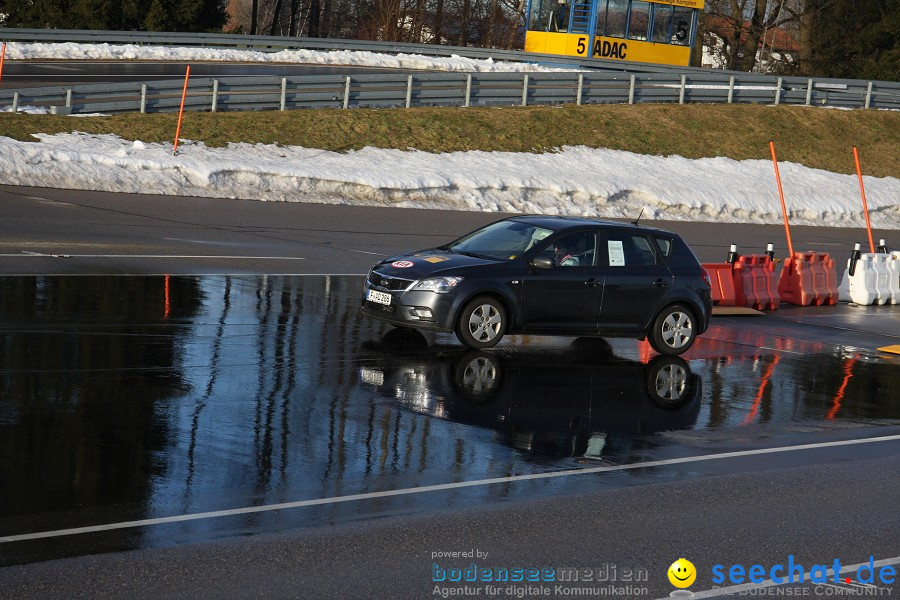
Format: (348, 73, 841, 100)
(362, 216, 712, 355)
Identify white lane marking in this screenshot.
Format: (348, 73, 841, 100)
(31, 64, 83, 72)
(2, 434, 898, 544)
(668, 556, 900, 599)
(338, 248, 385, 255)
(4, 253, 305, 260)
(162, 238, 250, 246)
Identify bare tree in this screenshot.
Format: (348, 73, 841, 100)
(704, 0, 787, 71)
(270, 0, 286, 34)
(251, 0, 259, 33)
(432, 0, 444, 43)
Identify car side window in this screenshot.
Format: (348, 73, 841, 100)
(601, 232, 660, 267)
(653, 236, 673, 261)
(536, 231, 597, 267)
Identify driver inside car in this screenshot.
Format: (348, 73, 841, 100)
(554, 241, 579, 267)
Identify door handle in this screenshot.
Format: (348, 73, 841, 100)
(584, 278, 600, 287)
(654, 278, 670, 288)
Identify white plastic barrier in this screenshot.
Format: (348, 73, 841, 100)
(890, 251, 900, 302)
(837, 253, 898, 305)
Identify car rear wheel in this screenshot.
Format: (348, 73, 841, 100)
(455, 296, 506, 349)
(648, 304, 696, 356)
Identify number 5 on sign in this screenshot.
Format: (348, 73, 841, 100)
(576, 37, 587, 55)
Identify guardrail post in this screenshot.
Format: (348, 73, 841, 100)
(12, 91, 18, 113)
(211, 79, 219, 112)
(521, 74, 529, 107)
(65, 89, 72, 108)
(140, 83, 147, 114)
(576, 73, 583, 106)
(864, 81, 873, 109)
(727, 76, 735, 104)
(679, 74, 686, 104)
(280, 77, 287, 111)
(405, 75, 412, 108)
(464, 74, 471, 108)
(343, 76, 351, 109)
(628, 75, 635, 104)
(774, 77, 783, 105)
(805, 78, 813, 106)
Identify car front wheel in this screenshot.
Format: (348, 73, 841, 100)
(455, 296, 506, 349)
(648, 304, 696, 356)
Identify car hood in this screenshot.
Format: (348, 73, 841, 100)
(372, 250, 500, 279)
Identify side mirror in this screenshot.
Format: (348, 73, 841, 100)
(530, 256, 554, 269)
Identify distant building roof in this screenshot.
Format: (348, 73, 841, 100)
(703, 15, 800, 53)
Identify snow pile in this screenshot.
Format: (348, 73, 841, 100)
(0, 133, 896, 228)
(1, 104, 50, 114)
(5, 42, 575, 73)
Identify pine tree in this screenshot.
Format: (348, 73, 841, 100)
(70, 0, 117, 29)
(120, 0, 151, 30)
(808, 0, 899, 81)
(143, 0, 170, 30)
(5, 0, 69, 28)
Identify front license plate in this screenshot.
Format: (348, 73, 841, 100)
(359, 368, 385, 386)
(367, 289, 392, 306)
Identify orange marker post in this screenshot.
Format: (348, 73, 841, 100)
(0, 43, 7, 83)
(852, 146, 875, 254)
(173, 65, 191, 156)
(769, 141, 794, 259)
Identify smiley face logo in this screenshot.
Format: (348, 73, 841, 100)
(668, 558, 696, 588)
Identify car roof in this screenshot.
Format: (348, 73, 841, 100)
(506, 215, 675, 236)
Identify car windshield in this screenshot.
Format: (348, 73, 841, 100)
(444, 221, 554, 260)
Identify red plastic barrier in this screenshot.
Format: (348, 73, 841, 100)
(807, 251, 827, 306)
(778, 253, 814, 306)
(733, 255, 780, 310)
(756, 255, 780, 310)
(702, 263, 737, 306)
(816, 252, 838, 305)
(778, 251, 837, 306)
(733, 256, 760, 309)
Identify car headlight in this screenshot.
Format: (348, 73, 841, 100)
(412, 276, 464, 293)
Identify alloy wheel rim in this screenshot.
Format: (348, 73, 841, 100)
(661, 312, 693, 348)
(655, 364, 688, 399)
(461, 357, 499, 395)
(468, 304, 501, 342)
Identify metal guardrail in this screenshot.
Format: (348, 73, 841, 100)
(0, 29, 897, 114)
(1, 71, 897, 115)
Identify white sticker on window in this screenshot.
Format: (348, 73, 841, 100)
(608, 240, 625, 266)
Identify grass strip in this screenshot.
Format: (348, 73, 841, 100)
(0, 103, 897, 177)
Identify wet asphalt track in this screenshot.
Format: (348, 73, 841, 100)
(0, 184, 898, 599)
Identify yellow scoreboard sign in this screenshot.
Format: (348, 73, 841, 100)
(524, 31, 693, 66)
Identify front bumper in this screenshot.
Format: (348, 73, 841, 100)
(361, 279, 459, 332)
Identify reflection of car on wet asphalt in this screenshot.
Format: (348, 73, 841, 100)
(358, 331, 702, 459)
(361, 215, 712, 355)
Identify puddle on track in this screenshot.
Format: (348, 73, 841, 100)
(1, 275, 897, 564)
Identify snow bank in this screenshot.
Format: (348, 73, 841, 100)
(5, 42, 575, 73)
(0, 133, 896, 228)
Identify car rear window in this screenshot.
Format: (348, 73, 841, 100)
(602, 232, 660, 267)
(653, 236, 673, 260)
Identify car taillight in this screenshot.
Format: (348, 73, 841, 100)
(701, 267, 711, 287)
